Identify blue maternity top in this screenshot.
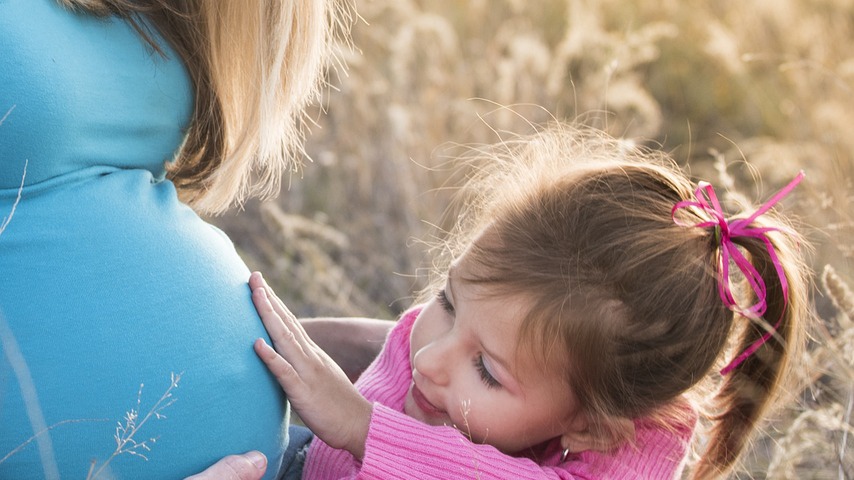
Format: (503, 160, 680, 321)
(0, 1, 288, 478)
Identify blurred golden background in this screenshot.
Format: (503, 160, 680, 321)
(212, 1, 854, 476)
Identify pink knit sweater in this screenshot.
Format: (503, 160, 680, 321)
(302, 308, 696, 479)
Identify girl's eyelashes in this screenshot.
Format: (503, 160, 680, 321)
(474, 355, 501, 389)
(437, 288, 455, 314)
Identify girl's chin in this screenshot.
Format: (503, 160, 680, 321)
(403, 391, 427, 420)
(404, 390, 447, 426)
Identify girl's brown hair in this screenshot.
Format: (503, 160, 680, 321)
(427, 124, 810, 478)
(58, 0, 343, 214)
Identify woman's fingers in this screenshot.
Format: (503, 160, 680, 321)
(184, 451, 267, 480)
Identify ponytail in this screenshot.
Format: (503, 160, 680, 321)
(692, 216, 810, 479)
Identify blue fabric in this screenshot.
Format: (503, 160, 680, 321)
(0, 1, 289, 478)
(279, 425, 313, 480)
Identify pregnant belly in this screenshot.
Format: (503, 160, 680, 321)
(0, 167, 288, 479)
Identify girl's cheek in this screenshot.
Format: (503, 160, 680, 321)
(410, 311, 443, 351)
(409, 315, 430, 354)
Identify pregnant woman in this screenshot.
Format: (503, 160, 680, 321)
(0, 1, 334, 478)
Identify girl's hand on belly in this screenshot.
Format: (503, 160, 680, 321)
(249, 273, 372, 461)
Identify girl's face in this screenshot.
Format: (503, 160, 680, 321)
(404, 258, 583, 453)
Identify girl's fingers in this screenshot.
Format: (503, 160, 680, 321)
(249, 272, 300, 331)
(252, 287, 319, 365)
(255, 285, 313, 344)
(253, 288, 305, 355)
(257, 275, 295, 323)
(249, 272, 288, 314)
(254, 338, 300, 390)
(248, 271, 265, 291)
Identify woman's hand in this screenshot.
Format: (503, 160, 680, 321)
(249, 272, 373, 460)
(184, 451, 266, 480)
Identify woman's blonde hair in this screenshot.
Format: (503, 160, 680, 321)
(59, 0, 342, 214)
(425, 124, 811, 479)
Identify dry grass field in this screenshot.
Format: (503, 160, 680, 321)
(212, 0, 854, 477)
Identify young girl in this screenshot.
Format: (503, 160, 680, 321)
(250, 124, 810, 479)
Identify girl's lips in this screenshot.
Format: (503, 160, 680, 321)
(411, 383, 443, 417)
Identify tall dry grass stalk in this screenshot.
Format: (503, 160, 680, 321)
(765, 266, 853, 478)
(213, 0, 854, 476)
(86, 373, 181, 479)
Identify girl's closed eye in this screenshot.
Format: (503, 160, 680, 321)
(437, 288, 455, 314)
(474, 355, 501, 389)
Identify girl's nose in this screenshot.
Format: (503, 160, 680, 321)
(412, 338, 453, 386)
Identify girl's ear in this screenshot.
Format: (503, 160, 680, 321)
(560, 415, 635, 453)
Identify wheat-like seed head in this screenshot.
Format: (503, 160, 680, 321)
(823, 265, 854, 326)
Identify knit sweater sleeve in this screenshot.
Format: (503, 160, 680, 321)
(359, 403, 579, 479)
(357, 404, 695, 480)
(301, 308, 420, 480)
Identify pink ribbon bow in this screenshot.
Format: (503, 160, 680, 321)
(671, 171, 804, 375)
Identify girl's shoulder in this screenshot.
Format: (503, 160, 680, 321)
(354, 306, 423, 390)
(399, 305, 424, 325)
(568, 399, 697, 479)
(630, 398, 698, 476)
(387, 305, 423, 340)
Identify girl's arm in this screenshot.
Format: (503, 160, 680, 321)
(356, 405, 579, 480)
(299, 317, 392, 382)
(347, 404, 689, 480)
